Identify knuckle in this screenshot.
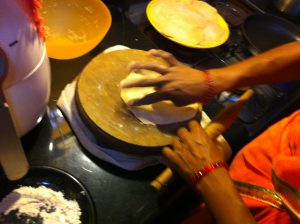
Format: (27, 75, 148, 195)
(164, 52, 174, 59)
(177, 127, 185, 135)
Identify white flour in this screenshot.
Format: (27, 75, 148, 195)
(0, 186, 81, 224)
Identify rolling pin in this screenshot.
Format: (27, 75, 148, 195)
(151, 89, 254, 191)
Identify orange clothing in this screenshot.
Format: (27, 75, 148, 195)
(184, 110, 300, 223)
(231, 109, 300, 223)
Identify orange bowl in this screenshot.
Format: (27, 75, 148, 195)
(41, 0, 111, 60)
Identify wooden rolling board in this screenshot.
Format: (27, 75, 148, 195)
(75, 49, 202, 155)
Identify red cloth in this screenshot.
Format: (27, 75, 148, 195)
(16, 0, 45, 39)
(183, 110, 300, 224)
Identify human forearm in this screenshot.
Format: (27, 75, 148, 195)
(209, 41, 300, 93)
(195, 168, 256, 224)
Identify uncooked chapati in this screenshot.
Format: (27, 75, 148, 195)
(120, 69, 200, 125)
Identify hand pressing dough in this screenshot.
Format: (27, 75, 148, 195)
(120, 69, 200, 125)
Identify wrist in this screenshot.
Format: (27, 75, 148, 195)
(206, 68, 235, 93)
(200, 70, 218, 103)
(193, 167, 255, 224)
(194, 168, 234, 198)
(194, 165, 232, 195)
(191, 161, 229, 185)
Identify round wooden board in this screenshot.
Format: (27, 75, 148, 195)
(75, 49, 201, 155)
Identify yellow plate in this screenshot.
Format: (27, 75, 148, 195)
(146, 0, 230, 49)
(41, 0, 112, 60)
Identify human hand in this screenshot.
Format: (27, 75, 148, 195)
(121, 49, 217, 106)
(162, 120, 226, 183)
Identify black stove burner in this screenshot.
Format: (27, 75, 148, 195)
(239, 86, 280, 123)
(209, 0, 252, 26)
(208, 27, 254, 65)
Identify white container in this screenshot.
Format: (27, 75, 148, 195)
(0, 0, 51, 136)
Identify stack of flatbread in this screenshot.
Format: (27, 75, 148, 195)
(148, 0, 228, 47)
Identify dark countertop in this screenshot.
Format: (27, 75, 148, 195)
(1, 1, 249, 223)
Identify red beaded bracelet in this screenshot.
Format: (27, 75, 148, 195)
(191, 161, 229, 184)
(201, 70, 217, 103)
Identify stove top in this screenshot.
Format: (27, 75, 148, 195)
(131, 0, 300, 138)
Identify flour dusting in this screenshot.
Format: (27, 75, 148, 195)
(0, 186, 81, 224)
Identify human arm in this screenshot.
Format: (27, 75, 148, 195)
(210, 41, 300, 93)
(163, 120, 256, 224)
(121, 41, 300, 106)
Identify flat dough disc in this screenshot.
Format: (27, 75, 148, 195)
(121, 69, 200, 125)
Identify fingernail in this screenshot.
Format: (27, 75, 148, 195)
(148, 49, 158, 54)
(128, 99, 135, 106)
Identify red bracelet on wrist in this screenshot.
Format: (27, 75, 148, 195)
(191, 161, 229, 184)
(201, 70, 216, 103)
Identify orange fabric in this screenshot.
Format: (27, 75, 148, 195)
(273, 156, 300, 193)
(183, 110, 300, 224)
(230, 110, 300, 223)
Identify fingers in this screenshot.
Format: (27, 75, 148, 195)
(162, 138, 190, 166)
(178, 121, 203, 138)
(177, 127, 198, 150)
(188, 120, 209, 140)
(162, 146, 182, 167)
(127, 90, 168, 106)
(148, 49, 182, 66)
(188, 120, 202, 135)
(126, 90, 195, 106)
(172, 138, 184, 152)
(120, 75, 166, 88)
(128, 62, 168, 75)
(171, 99, 196, 107)
(177, 120, 209, 148)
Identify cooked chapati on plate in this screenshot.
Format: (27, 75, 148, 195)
(147, 0, 229, 48)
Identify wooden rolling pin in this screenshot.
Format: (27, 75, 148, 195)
(151, 89, 254, 191)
